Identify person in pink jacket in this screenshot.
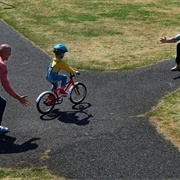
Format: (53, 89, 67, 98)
(0, 44, 29, 133)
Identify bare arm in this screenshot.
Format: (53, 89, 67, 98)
(0, 64, 29, 106)
(160, 37, 175, 43)
(1, 79, 29, 106)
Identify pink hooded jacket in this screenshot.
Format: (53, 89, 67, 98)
(0, 57, 17, 97)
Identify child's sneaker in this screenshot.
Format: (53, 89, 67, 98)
(56, 97, 63, 104)
(60, 89, 67, 97)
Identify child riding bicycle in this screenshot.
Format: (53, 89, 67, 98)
(46, 44, 79, 96)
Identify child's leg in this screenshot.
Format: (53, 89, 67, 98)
(51, 82, 58, 92)
(49, 74, 67, 96)
(56, 74, 67, 88)
(47, 74, 67, 90)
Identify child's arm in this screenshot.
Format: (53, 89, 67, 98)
(61, 61, 77, 74)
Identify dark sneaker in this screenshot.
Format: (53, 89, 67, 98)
(171, 64, 180, 71)
(0, 126, 8, 133)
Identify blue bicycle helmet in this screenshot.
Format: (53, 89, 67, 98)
(53, 44, 68, 54)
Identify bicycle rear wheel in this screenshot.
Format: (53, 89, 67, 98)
(69, 83, 87, 104)
(36, 91, 56, 114)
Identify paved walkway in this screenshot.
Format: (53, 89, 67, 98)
(0, 20, 180, 179)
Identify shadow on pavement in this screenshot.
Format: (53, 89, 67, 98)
(0, 135, 40, 154)
(173, 75, 180, 80)
(40, 102, 93, 126)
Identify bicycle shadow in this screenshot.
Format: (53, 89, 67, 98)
(0, 135, 40, 154)
(40, 102, 93, 126)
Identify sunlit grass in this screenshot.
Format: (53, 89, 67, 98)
(146, 89, 180, 149)
(0, 167, 63, 179)
(1, 0, 180, 71)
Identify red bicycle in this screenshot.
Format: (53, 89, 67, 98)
(36, 74, 87, 114)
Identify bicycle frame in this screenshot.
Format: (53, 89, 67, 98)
(53, 75, 77, 99)
(64, 76, 76, 92)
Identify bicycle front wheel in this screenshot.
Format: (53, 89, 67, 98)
(36, 91, 56, 114)
(69, 83, 87, 104)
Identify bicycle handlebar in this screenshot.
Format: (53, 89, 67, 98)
(69, 72, 80, 78)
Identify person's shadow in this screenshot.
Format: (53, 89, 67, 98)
(0, 135, 40, 154)
(40, 102, 93, 126)
(173, 75, 180, 80)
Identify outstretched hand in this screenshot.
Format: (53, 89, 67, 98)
(160, 37, 167, 43)
(18, 95, 30, 106)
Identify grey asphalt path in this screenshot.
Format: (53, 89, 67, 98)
(0, 20, 180, 179)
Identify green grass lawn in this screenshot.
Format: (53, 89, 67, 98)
(1, 0, 179, 71)
(0, 167, 64, 179)
(146, 89, 180, 148)
(0, 0, 180, 179)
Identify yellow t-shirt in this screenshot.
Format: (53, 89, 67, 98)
(51, 58, 76, 74)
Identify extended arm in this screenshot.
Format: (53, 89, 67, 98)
(160, 37, 175, 43)
(0, 65, 29, 106)
(160, 34, 180, 43)
(60, 61, 78, 74)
